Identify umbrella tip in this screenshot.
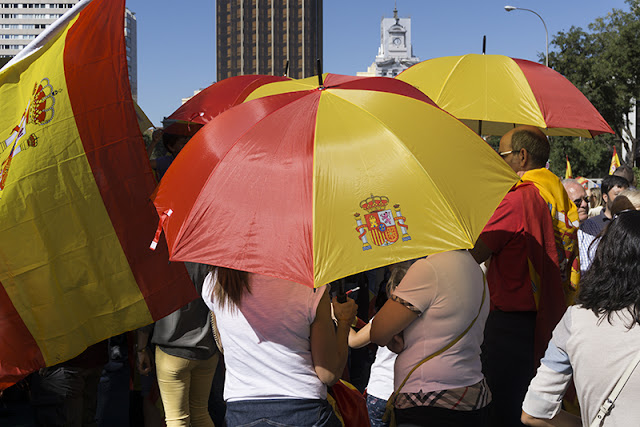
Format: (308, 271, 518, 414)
(316, 59, 324, 89)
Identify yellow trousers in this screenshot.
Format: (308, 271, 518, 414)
(155, 347, 219, 427)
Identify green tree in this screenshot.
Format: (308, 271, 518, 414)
(548, 136, 612, 178)
(548, 0, 640, 170)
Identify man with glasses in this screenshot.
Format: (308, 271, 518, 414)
(562, 179, 589, 223)
(471, 125, 575, 427)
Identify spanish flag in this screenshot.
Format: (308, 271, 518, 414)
(565, 155, 572, 179)
(609, 145, 621, 175)
(0, 0, 197, 389)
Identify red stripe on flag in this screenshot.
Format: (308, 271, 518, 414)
(0, 280, 45, 389)
(63, 0, 196, 320)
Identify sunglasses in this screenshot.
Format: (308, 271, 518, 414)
(573, 197, 589, 206)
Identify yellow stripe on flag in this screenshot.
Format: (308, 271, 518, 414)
(609, 146, 621, 175)
(0, 14, 152, 365)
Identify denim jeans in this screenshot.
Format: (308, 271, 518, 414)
(97, 334, 130, 427)
(366, 394, 389, 427)
(225, 398, 341, 427)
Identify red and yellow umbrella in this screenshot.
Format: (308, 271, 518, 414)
(163, 74, 291, 135)
(397, 54, 614, 138)
(152, 74, 518, 288)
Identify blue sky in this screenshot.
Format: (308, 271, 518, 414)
(126, 0, 630, 127)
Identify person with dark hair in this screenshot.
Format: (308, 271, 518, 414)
(578, 175, 629, 273)
(471, 125, 578, 427)
(580, 175, 629, 237)
(613, 164, 636, 188)
(522, 210, 640, 426)
(578, 188, 640, 273)
(147, 128, 190, 180)
(201, 268, 357, 427)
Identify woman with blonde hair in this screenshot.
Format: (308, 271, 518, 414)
(587, 187, 603, 218)
(202, 267, 357, 427)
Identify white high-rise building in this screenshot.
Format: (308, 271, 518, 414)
(0, 1, 76, 58)
(357, 6, 420, 78)
(124, 7, 137, 101)
(1, 1, 137, 100)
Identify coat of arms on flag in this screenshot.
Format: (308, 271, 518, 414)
(0, 0, 197, 390)
(0, 78, 59, 197)
(353, 194, 411, 251)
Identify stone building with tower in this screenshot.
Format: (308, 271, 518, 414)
(357, 6, 420, 78)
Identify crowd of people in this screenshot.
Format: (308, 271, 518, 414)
(2, 125, 639, 427)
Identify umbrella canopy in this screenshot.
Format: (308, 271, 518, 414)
(152, 74, 519, 288)
(397, 54, 614, 138)
(163, 74, 291, 135)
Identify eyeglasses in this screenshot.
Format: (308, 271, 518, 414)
(498, 150, 513, 158)
(573, 197, 589, 206)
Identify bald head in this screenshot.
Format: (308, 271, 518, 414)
(499, 126, 550, 173)
(563, 178, 589, 222)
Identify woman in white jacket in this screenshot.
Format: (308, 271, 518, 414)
(522, 210, 640, 426)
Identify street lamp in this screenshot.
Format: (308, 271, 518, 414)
(504, 5, 549, 67)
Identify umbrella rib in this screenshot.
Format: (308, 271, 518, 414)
(323, 91, 472, 244)
(173, 94, 314, 253)
(434, 55, 467, 105)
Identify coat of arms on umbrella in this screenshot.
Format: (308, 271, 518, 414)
(354, 194, 411, 251)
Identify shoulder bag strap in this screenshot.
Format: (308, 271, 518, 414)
(383, 273, 487, 424)
(590, 350, 640, 427)
(209, 267, 224, 354)
(210, 310, 224, 355)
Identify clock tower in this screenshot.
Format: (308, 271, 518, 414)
(357, 5, 420, 77)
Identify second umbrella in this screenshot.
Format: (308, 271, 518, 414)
(397, 54, 614, 138)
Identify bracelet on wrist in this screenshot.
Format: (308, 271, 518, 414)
(136, 346, 148, 354)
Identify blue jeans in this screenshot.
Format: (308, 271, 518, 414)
(366, 394, 389, 427)
(225, 398, 341, 427)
